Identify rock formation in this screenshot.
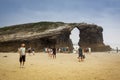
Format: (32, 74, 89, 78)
(0, 22, 111, 52)
(76, 23, 111, 51)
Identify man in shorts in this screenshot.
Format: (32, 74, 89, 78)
(78, 46, 84, 62)
(18, 43, 26, 68)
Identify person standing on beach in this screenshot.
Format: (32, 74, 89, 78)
(47, 48, 52, 57)
(116, 47, 119, 53)
(52, 47, 56, 59)
(88, 47, 91, 54)
(27, 47, 32, 55)
(78, 46, 84, 62)
(18, 43, 26, 68)
(32, 48, 35, 55)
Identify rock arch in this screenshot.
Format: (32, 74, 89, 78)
(54, 23, 111, 52)
(0, 22, 111, 52)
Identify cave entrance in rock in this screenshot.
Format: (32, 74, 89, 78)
(70, 27, 80, 53)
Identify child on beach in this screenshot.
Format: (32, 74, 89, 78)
(18, 43, 26, 68)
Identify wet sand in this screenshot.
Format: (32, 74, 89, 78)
(0, 52, 120, 80)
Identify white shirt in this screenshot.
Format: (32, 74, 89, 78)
(19, 47, 26, 55)
(88, 48, 91, 53)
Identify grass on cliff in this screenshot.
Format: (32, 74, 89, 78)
(0, 22, 65, 35)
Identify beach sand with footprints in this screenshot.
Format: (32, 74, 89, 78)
(0, 52, 120, 80)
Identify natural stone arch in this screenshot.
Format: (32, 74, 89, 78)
(54, 23, 111, 52)
(0, 22, 111, 52)
(70, 27, 80, 45)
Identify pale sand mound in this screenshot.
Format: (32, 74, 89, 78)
(0, 52, 120, 80)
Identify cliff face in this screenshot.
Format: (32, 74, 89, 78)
(76, 23, 110, 51)
(0, 22, 111, 52)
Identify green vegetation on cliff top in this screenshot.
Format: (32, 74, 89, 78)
(0, 22, 65, 35)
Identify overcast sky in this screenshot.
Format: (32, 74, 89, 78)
(0, 0, 120, 48)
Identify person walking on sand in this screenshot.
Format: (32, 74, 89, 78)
(27, 47, 32, 55)
(116, 47, 119, 53)
(52, 47, 56, 59)
(78, 46, 84, 62)
(18, 43, 26, 68)
(48, 48, 52, 57)
(32, 48, 35, 55)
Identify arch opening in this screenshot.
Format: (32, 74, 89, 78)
(70, 27, 80, 53)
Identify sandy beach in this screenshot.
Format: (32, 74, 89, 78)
(0, 52, 120, 80)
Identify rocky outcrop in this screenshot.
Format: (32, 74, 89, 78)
(0, 22, 111, 52)
(76, 23, 111, 51)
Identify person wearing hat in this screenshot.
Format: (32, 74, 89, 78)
(18, 43, 26, 68)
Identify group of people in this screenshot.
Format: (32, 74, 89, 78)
(18, 43, 90, 68)
(83, 47, 91, 54)
(18, 44, 57, 68)
(27, 47, 35, 55)
(45, 47, 56, 59)
(18, 44, 35, 68)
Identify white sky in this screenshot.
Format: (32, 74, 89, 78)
(70, 28, 80, 45)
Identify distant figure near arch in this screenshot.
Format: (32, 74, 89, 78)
(78, 46, 85, 62)
(116, 47, 119, 53)
(52, 47, 56, 59)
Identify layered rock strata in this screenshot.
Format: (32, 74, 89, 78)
(0, 22, 111, 52)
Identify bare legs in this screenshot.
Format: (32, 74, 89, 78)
(20, 61, 25, 68)
(78, 57, 84, 62)
(53, 55, 56, 59)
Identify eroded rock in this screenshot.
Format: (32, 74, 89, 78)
(0, 22, 111, 52)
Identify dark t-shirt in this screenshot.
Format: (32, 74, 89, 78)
(78, 48, 83, 56)
(52, 48, 56, 55)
